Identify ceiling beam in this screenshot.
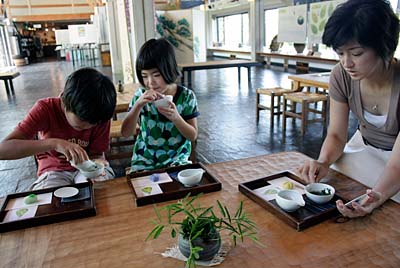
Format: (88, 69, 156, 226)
(12, 13, 92, 22)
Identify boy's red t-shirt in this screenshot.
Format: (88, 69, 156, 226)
(16, 97, 111, 176)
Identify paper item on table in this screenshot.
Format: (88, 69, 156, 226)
(5, 192, 52, 211)
(254, 185, 281, 201)
(2, 205, 38, 223)
(134, 183, 163, 197)
(268, 176, 305, 194)
(131, 172, 173, 185)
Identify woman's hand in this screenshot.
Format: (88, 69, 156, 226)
(157, 100, 180, 122)
(299, 159, 330, 183)
(52, 138, 89, 164)
(336, 190, 382, 218)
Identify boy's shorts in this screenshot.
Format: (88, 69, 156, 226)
(30, 164, 115, 190)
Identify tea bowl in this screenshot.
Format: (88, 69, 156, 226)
(305, 183, 335, 204)
(276, 190, 305, 212)
(177, 168, 205, 187)
(154, 95, 173, 108)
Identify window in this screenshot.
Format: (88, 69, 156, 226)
(0, 24, 12, 68)
(214, 13, 249, 48)
(264, 8, 279, 50)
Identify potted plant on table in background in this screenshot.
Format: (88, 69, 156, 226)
(146, 194, 261, 268)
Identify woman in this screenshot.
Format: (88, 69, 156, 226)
(299, 0, 400, 218)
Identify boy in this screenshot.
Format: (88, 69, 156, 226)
(0, 67, 117, 189)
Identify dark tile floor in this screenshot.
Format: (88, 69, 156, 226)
(0, 58, 357, 198)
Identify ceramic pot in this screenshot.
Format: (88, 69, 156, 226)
(294, 43, 306, 54)
(178, 231, 221, 261)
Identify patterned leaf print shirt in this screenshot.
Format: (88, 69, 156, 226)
(129, 85, 199, 171)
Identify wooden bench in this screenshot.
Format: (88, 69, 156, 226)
(178, 60, 262, 86)
(0, 69, 20, 94)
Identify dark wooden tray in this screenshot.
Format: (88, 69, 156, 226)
(0, 182, 96, 233)
(238, 171, 340, 231)
(127, 163, 221, 206)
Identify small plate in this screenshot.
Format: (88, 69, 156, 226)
(54, 187, 79, 198)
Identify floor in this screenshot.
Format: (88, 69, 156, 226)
(0, 57, 357, 198)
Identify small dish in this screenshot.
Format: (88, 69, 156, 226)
(177, 168, 205, 187)
(276, 190, 305, 212)
(305, 183, 335, 204)
(54, 187, 79, 198)
(154, 95, 173, 108)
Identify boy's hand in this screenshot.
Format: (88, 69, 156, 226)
(53, 139, 89, 164)
(157, 101, 180, 122)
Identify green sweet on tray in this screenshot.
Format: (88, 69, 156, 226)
(24, 193, 38, 204)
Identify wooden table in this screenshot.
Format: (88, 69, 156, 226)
(0, 69, 20, 94)
(288, 72, 330, 91)
(114, 83, 140, 114)
(1, 151, 400, 267)
(178, 60, 262, 86)
(258, 52, 338, 72)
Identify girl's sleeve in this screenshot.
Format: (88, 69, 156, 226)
(182, 90, 200, 120)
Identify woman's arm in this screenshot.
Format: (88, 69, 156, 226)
(300, 99, 350, 182)
(336, 134, 400, 218)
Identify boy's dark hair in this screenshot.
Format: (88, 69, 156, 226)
(61, 67, 116, 125)
(135, 38, 180, 87)
(322, 0, 399, 62)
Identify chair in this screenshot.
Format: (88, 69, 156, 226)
(282, 91, 328, 136)
(256, 87, 294, 126)
(107, 120, 136, 160)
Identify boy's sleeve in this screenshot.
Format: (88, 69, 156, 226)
(16, 100, 50, 139)
(181, 90, 199, 121)
(87, 120, 111, 155)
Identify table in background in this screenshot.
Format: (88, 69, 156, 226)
(288, 72, 330, 91)
(179, 60, 262, 87)
(1, 151, 399, 267)
(114, 83, 141, 115)
(258, 52, 338, 72)
(0, 69, 20, 95)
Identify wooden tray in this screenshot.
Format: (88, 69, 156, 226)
(127, 163, 221, 206)
(0, 182, 96, 233)
(238, 171, 340, 231)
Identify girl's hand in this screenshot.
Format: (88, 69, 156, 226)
(137, 90, 164, 107)
(53, 139, 89, 164)
(157, 100, 180, 122)
(336, 190, 382, 218)
(299, 159, 329, 183)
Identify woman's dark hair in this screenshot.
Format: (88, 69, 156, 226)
(322, 0, 399, 62)
(62, 67, 116, 125)
(135, 38, 180, 86)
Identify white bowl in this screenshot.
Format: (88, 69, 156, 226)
(154, 95, 173, 108)
(305, 183, 335, 204)
(177, 168, 205, 187)
(276, 190, 305, 212)
(72, 160, 105, 178)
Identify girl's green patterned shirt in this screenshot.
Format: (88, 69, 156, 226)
(129, 85, 199, 171)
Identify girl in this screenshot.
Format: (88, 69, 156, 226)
(121, 38, 199, 172)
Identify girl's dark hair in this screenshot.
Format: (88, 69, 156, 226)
(322, 0, 399, 62)
(62, 67, 116, 125)
(135, 38, 180, 86)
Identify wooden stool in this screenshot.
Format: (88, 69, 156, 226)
(107, 120, 136, 160)
(256, 87, 293, 126)
(282, 92, 328, 136)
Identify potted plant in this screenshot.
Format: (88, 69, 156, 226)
(146, 194, 261, 268)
